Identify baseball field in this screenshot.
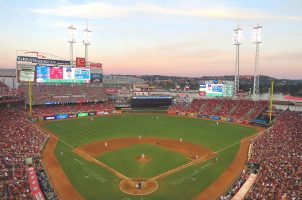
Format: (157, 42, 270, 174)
(39, 114, 259, 200)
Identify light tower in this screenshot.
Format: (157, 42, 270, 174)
(252, 24, 262, 97)
(68, 24, 77, 66)
(83, 24, 92, 67)
(233, 24, 242, 94)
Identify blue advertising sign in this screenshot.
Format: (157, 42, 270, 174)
(43, 115, 56, 120)
(74, 68, 90, 80)
(56, 114, 69, 119)
(210, 116, 221, 120)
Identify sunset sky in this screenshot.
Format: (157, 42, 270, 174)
(0, 0, 301, 79)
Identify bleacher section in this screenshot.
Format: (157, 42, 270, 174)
(19, 84, 108, 105)
(168, 98, 269, 122)
(221, 111, 302, 200)
(0, 81, 23, 104)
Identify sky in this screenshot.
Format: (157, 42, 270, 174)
(0, 0, 301, 79)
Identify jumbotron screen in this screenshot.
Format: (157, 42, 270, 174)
(36, 65, 90, 83)
(199, 81, 234, 97)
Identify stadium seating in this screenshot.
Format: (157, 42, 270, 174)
(29, 102, 115, 116)
(19, 84, 108, 105)
(245, 111, 302, 199)
(168, 98, 268, 121)
(0, 81, 23, 104)
(200, 99, 222, 115)
(220, 110, 301, 199)
(213, 99, 238, 117)
(0, 107, 48, 199)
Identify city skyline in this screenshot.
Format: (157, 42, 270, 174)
(0, 0, 301, 79)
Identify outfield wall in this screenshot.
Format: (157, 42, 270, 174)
(29, 109, 118, 122)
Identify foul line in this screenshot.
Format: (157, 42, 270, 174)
(37, 125, 128, 180)
(37, 123, 264, 182)
(74, 149, 128, 180)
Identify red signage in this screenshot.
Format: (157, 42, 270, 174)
(27, 167, 45, 200)
(49, 67, 63, 79)
(90, 63, 102, 69)
(76, 57, 86, 67)
(105, 88, 118, 94)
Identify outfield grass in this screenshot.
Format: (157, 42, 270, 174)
(43, 114, 257, 200)
(97, 144, 190, 178)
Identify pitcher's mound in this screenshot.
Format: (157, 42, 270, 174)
(135, 155, 151, 163)
(119, 178, 158, 195)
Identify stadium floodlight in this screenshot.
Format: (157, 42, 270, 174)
(252, 24, 262, 98)
(252, 25, 262, 44)
(83, 26, 91, 45)
(83, 24, 92, 67)
(233, 28, 242, 45)
(68, 24, 77, 66)
(233, 24, 242, 94)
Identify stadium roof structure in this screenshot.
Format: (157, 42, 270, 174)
(0, 68, 16, 77)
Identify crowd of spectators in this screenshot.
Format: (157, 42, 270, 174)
(220, 110, 301, 199)
(201, 99, 222, 115)
(230, 100, 268, 121)
(245, 110, 302, 199)
(27, 101, 115, 116)
(19, 84, 108, 105)
(168, 98, 268, 121)
(0, 82, 23, 104)
(0, 107, 49, 199)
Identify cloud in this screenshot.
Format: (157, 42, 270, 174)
(32, 2, 302, 21)
(32, 2, 132, 18)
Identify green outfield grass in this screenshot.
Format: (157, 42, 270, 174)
(97, 143, 190, 178)
(42, 114, 258, 200)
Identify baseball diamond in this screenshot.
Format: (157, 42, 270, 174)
(39, 114, 260, 200)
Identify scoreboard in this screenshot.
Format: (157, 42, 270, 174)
(199, 81, 234, 97)
(36, 65, 90, 83)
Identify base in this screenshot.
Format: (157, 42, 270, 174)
(119, 178, 158, 195)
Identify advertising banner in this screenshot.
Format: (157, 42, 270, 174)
(63, 67, 75, 79)
(206, 84, 223, 97)
(210, 116, 221, 120)
(27, 167, 45, 200)
(76, 57, 85, 67)
(17, 56, 70, 65)
(226, 117, 232, 122)
(167, 111, 177, 115)
(44, 101, 56, 105)
(19, 70, 35, 82)
(49, 67, 63, 79)
(43, 115, 56, 120)
(36, 65, 49, 82)
(197, 114, 209, 119)
(105, 88, 118, 94)
(90, 73, 103, 83)
(56, 114, 69, 119)
(78, 112, 88, 117)
(68, 113, 77, 118)
(89, 111, 96, 116)
(97, 111, 105, 115)
(36, 66, 90, 83)
(90, 63, 102, 69)
(74, 68, 90, 80)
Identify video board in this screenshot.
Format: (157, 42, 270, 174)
(36, 65, 90, 83)
(199, 81, 234, 97)
(19, 70, 35, 82)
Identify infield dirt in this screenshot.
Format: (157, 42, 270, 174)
(42, 135, 85, 200)
(76, 137, 214, 161)
(40, 120, 262, 200)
